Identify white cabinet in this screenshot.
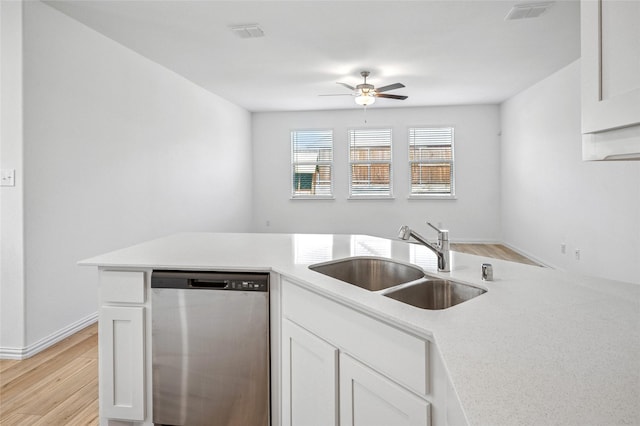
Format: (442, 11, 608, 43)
(281, 319, 339, 426)
(340, 354, 431, 426)
(100, 306, 145, 421)
(281, 279, 430, 396)
(99, 270, 148, 424)
(281, 278, 432, 426)
(581, 0, 640, 160)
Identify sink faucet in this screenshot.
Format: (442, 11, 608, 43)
(398, 223, 451, 272)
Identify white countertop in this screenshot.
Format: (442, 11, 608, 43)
(80, 232, 640, 426)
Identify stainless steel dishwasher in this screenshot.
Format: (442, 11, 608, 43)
(151, 270, 270, 426)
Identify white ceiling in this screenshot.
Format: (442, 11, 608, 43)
(44, 0, 581, 112)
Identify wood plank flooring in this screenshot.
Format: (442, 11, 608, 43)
(451, 243, 540, 266)
(0, 243, 538, 425)
(0, 323, 99, 425)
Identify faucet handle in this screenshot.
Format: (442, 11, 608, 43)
(426, 222, 448, 242)
(426, 222, 442, 232)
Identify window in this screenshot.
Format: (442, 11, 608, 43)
(409, 127, 454, 197)
(348, 128, 392, 198)
(291, 129, 333, 198)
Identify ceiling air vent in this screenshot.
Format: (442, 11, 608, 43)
(230, 24, 265, 39)
(505, 2, 554, 20)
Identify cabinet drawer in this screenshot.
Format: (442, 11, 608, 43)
(282, 279, 429, 396)
(100, 270, 145, 304)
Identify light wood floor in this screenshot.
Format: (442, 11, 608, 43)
(0, 324, 99, 425)
(451, 243, 540, 266)
(0, 244, 536, 425)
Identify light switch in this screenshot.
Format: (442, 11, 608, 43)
(1, 169, 15, 187)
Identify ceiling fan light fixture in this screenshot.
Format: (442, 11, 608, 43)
(355, 94, 376, 106)
(325, 71, 405, 107)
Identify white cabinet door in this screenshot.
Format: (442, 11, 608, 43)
(340, 354, 430, 426)
(581, 0, 640, 134)
(99, 306, 145, 421)
(581, 0, 640, 160)
(282, 319, 339, 426)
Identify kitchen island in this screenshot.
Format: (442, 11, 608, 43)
(80, 232, 640, 426)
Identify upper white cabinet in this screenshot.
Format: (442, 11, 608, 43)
(581, 0, 640, 160)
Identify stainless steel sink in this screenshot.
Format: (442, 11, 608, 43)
(382, 279, 486, 310)
(309, 256, 486, 310)
(309, 257, 425, 291)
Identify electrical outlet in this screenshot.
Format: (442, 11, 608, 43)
(560, 244, 566, 254)
(574, 249, 581, 260)
(1, 169, 15, 187)
(265, 220, 270, 227)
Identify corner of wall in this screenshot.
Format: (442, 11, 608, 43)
(0, 0, 27, 353)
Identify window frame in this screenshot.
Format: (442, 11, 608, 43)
(348, 127, 394, 199)
(290, 128, 334, 199)
(407, 126, 456, 199)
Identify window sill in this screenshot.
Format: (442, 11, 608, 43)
(290, 196, 335, 200)
(348, 196, 395, 201)
(408, 195, 457, 200)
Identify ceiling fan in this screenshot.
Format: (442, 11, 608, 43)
(322, 71, 408, 106)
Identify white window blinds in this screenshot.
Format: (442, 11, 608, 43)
(409, 127, 454, 196)
(349, 128, 392, 198)
(291, 129, 333, 198)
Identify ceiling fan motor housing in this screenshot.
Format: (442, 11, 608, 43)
(356, 83, 375, 95)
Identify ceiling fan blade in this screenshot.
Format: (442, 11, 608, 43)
(375, 93, 408, 100)
(319, 94, 354, 96)
(375, 82, 405, 93)
(336, 82, 356, 91)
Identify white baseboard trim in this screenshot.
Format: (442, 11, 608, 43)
(0, 311, 98, 360)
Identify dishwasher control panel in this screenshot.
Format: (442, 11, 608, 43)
(226, 279, 268, 291)
(151, 270, 269, 292)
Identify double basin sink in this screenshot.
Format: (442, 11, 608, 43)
(309, 257, 486, 310)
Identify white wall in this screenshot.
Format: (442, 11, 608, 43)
(0, 0, 26, 353)
(252, 106, 501, 241)
(0, 1, 252, 355)
(501, 60, 640, 284)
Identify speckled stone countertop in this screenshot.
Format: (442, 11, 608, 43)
(80, 232, 640, 426)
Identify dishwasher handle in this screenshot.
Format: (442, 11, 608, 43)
(188, 279, 229, 289)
